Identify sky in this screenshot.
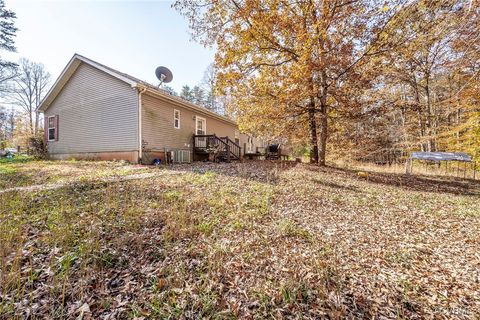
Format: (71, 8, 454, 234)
(4, 0, 215, 93)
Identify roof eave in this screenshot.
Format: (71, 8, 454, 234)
(37, 54, 237, 128)
(137, 85, 237, 126)
(37, 53, 138, 113)
(37, 55, 81, 113)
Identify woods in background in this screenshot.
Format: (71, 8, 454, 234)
(0, 57, 51, 152)
(0, 0, 52, 153)
(175, 0, 480, 164)
(2, 0, 478, 164)
(343, 0, 480, 163)
(171, 63, 227, 115)
(10, 59, 50, 137)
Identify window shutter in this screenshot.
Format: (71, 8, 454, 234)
(55, 115, 59, 141)
(44, 117, 48, 143)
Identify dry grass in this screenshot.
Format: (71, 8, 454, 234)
(0, 158, 151, 190)
(0, 160, 479, 319)
(340, 159, 479, 180)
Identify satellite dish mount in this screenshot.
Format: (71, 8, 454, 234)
(155, 66, 173, 87)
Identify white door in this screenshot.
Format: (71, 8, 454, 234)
(196, 116, 206, 147)
(246, 135, 254, 154)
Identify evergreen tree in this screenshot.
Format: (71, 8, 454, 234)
(0, 0, 17, 90)
(192, 85, 205, 106)
(0, 0, 16, 68)
(160, 85, 177, 96)
(180, 85, 194, 102)
(202, 63, 217, 112)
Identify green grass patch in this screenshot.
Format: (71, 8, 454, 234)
(0, 154, 34, 164)
(278, 218, 312, 240)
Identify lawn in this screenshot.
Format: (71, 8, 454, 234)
(0, 160, 479, 319)
(0, 157, 152, 191)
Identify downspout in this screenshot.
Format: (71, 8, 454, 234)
(137, 86, 147, 164)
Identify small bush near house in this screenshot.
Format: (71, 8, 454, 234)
(27, 136, 47, 159)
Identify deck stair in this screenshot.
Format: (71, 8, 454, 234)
(193, 134, 241, 162)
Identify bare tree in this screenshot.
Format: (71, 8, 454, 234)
(201, 63, 225, 114)
(0, 66, 16, 94)
(0, 106, 15, 143)
(0, 106, 6, 141)
(10, 58, 50, 136)
(201, 63, 216, 112)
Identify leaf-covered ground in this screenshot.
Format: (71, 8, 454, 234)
(0, 158, 151, 191)
(0, 161, 479, 319)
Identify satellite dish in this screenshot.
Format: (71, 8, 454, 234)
(155, 66, 173, 86)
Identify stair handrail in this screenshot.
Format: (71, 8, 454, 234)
(194, 134, 240, 160)
(219, 136, 240, 159)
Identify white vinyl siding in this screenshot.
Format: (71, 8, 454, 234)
(44, 62, 138, 154)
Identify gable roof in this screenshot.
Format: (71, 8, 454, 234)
(38, 53, 237, 126)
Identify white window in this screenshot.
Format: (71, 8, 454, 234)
(48, 116, 56, 141)
(196, 116, 206, 135)
(174, 109, 180, 129)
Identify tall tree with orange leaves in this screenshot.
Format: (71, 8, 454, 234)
(174, 0, 427, 164)
(342, 1, 480, 162)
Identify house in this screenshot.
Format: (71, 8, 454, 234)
(38, 54, 260, 164)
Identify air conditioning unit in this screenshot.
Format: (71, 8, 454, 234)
(171, 149, 192, 163)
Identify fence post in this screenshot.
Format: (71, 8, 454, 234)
(405, 158, 411, 174)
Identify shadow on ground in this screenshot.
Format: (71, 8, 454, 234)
(305, 165, 480, 196)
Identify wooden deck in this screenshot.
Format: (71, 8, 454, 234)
(193, 135, 241, 162)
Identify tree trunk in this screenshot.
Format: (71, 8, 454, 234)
(29, 111, 34, 136)
(318, 71, 328, 166)
(424, 75, 436, 152)
(308, 96, 319, 163)
(318, 105, 327, 166)
(34, 111, 39, 136)
(308, 6, 327, 165)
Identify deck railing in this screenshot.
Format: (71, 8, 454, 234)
(193, 134, 241, 161)
(219, 136, 241, 161)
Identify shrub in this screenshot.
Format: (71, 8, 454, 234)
(28, 136, 47, 159)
